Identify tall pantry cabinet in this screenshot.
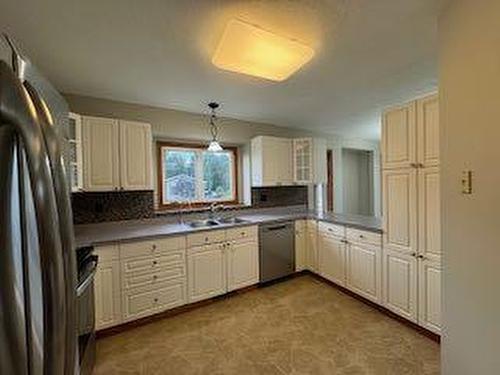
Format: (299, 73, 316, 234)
(381, 93, 442, 334)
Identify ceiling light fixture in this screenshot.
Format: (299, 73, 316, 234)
(212, 19, 315, 82)
(206, 102, 223, 152)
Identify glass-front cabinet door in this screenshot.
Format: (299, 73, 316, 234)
(68, 112, 83, 192)
(293, 138, 313, 184)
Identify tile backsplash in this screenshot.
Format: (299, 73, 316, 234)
(72, 191, 154, 224)
(251, 186, 308, 208)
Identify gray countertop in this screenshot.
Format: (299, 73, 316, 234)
(74, 207, 382, 248)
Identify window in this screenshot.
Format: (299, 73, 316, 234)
(157, 142, 238, 208)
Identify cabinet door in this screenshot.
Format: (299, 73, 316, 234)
(418, 259, 442, 334)
(293, 138, 312, 184)
(187, 244, 226, 303)
(417, 94, 439, 167)
(94, 260, 122, 330)
(119, 120, 153, 190)
(418, 167, 441, 263)
(382, 248, 418, 322)
(295, 221, 307, 271)
(226, 240, 259, 292)
(318, 234, 346, 286)
(382, 168, 418, 254)
(382, 102, 417, 169)
(306, 221, 318, 272)
(346, 243, 381, 303)
(82, 116, 120, 191)
(274, 138, 293, 185)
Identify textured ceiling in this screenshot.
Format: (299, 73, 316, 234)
(0, 0, 443, 140)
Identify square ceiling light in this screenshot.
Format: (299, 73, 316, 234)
(212, 19, 315, 82)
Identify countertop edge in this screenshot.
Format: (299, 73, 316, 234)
(75, 213, 382, 248)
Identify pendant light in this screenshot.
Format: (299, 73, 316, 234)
(207, 102, 223, 152)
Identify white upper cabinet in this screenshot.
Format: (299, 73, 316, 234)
(81, 115, 153, 192)
(82, 116, 120, 191)
(382, 101, 417, 169)
(251, 136, 292, 186)
(119, 120, 153, 190)
(417, 94, 440, 167)
(292, 138, 327, 184)
(382, 168, 418, 254)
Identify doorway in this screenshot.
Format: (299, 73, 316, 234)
(341, 148, 374, 216)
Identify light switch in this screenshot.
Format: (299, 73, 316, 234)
(461, 170, 473, 194)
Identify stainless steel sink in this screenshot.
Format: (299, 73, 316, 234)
(187, 219, 220, 228)
(216, 217, 248, 224)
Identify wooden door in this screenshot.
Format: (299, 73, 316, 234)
(94, 260, 122, 329)
(295, 220, 307, 271)
(187, 244, 226, 303)
(82, 116, 120, 191)
(418, 166, 442, 263)
(226, 239, 259, 291)
(417, 94, 439, 167)
(418, 258, 442, 334)
(382, 168, 418, 254)
(382, 248, 418, 322)
(382, 102, 417, 169)
(318, 234, 346, 286)
(119, 120, 153, 190)
(346, 243, 380, 303)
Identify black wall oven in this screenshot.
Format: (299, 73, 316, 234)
(76, 246, 98, 375)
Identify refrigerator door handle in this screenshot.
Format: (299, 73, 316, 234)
(0, 61, 67, 374)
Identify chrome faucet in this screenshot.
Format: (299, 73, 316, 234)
(208, 202, 224, 220)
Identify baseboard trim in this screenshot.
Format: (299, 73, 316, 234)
(97, 271, 440, 343)
(305, 271, 441, 343)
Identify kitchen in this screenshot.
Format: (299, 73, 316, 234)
(1, 1, 499, 375)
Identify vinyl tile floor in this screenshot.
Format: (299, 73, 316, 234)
(95, 274, 440, 375)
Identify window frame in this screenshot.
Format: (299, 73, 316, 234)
(156, 141, 239, 209)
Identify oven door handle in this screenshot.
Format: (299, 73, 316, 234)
(77, 257, 98, 297)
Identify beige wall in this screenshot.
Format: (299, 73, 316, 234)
(65, 93, 380, 212)
(439, 1, 500, 373)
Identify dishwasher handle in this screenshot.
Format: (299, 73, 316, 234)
(262, 223, 292, 231)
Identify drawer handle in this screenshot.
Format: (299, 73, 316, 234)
(152, 244, 157, 250)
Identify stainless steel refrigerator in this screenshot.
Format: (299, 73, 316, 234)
(0, 34, 78, 374)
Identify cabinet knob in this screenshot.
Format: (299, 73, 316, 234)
(153, 275, 158, 280)
(152, 260, 158, 265)
(410, 252, 417, 257)
(359, 235, 365, 239)
(205, 237, 209, 242)
(152, 244, 157, 250)
(154, 298, 158, 303)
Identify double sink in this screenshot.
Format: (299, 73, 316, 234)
(187, 217, 249, 228)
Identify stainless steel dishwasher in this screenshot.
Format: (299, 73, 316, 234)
(259, 221, 295, 283)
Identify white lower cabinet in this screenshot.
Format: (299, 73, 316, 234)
(294, 220, 307, 271)
(187, 244, 227, 303)
(346, 242, 381, 303)
(382, 248, 418, 322)
(318, 234, 347, 286)
(226, 239, 259, 292)
(94, 245, 122, 330)
(418, 259, 442, 334)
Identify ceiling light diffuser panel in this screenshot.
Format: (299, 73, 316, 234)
(212, 19, 315, 82)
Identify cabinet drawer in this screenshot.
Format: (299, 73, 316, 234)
(346, 228, 381, 247)
(122, 264, 186, 290)
(187, 230, 225, 247)
(226, 225, 258, 241)
(319, 222, 345, 238)
(122, 280, 186, 321)
(122, 251, 185, 274)
(120, 236, 185, 259)
(95, 244, 120, 263)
